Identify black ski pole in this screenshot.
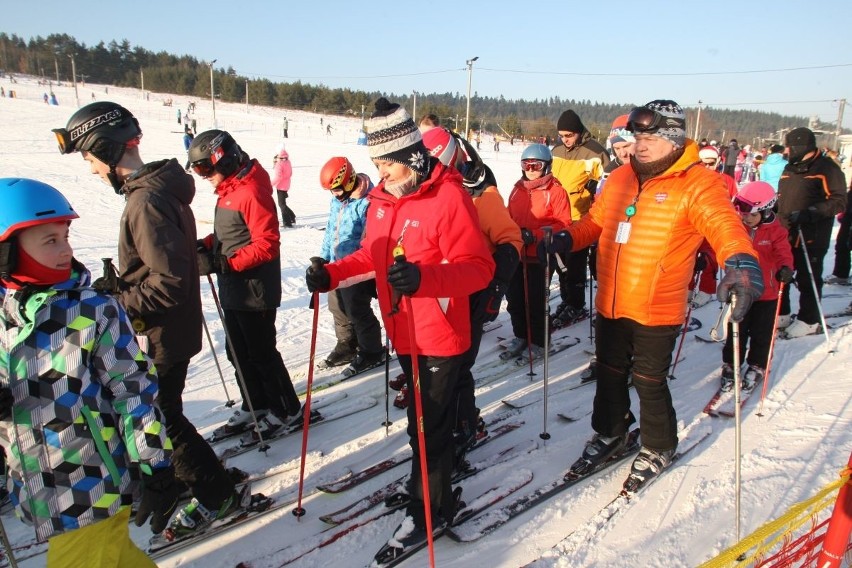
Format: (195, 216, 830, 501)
(520, 252, 536, 378)
(540, 227, 552, 441)
(206, 275, 269, 452)
(202, 316, 236, 407)
(382, 333, 392, 432)
(797, 225, 832, 349)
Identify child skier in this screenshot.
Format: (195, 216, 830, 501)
(721, 181, 794, 390)
(0, 178, 178, 567)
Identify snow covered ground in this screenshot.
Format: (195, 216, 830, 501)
(1, 77, 850, 568)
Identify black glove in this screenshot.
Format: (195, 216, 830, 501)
(197, 250, 230, 275)
(305, 257, 331, 292)
(775, 266, 794, 284)
(472, 279, 508, 323)
(0, 387, 14, 421)
(520, 228, 536, 246)
(788, 207, 818, 226)
(694, 252, 708, 273)
(717, 253, 765, 322)
(134, 467, 181, 534)
(195, 239, 208, 251)
(537, 230, 573, 265)
(387, 258, 421, 295)
(92, 259, 121, 294)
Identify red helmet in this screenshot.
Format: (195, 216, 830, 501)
(422, 127, 460, 168)
(319, 157, 356, 191)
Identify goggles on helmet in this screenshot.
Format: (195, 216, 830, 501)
(732, 195, 775, 214)
(53, 128, 74, 154)
(521, 159, 546, 172)
(191, 159, 217, 178)
(626, 107, 666, 134)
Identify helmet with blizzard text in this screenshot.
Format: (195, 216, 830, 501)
(188, 130, 243, 178)
(319, 157, 356, 193)
(733, 181, 776, 214)
(52, 101, 141, 166)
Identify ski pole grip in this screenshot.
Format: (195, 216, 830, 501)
(101, 257, 113, 277)
(541, 226, 552, 246)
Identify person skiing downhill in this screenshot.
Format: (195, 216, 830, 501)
(53, 102, 242, 538)
(541, 100, 762, 492)
(0, 178, 176, 567)
(305, 98, 494, 560)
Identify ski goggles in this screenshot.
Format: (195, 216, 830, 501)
(521, 159, 546, 172)
(52, 128, 75, 154)
(626, 107, 667, 134)
(190, 159, 216, 178)
(732, 196, 762, 214)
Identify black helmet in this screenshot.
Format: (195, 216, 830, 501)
(52, 101, 141, 166)
(188, 130, 243, 178)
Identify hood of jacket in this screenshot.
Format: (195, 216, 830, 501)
(122, 159, 196, 206)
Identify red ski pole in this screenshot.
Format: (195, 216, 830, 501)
(757, 281, 785, 417)
(669, 269, 701, 380)
(292, 290, 320, 519)
(404, 293, 436, 568)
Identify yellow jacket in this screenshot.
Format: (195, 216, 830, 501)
(551, 135, 609, 220)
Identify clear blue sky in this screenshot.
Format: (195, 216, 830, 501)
(5, 0, 852, 128)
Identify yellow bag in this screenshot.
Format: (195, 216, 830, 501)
(47, 507, 155, 568)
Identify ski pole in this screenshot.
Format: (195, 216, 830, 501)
(201, 316, 236, 407)
(520, 252, 536, 378)
(710, 303, 731, 342)
(206, 275, 269, 452)
(757, 282, 785, 418)
(669, 269, 701, 380)
(588, 246, 595, 345)
(293, 290, 320, 519)
(382, 333, 392, 433)
(796, 225, 832, 350)
(0, 513, 17, 568)
(731, 294, 742, 543)
(401, 279, 437, 568)
(540, 227, 552, 442)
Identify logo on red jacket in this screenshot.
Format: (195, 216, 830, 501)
(654, 192, 668, 203)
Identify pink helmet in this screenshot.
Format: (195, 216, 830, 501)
(734, 181, 776, 213)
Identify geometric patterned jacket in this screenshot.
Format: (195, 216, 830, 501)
(0, 262, 172, 542)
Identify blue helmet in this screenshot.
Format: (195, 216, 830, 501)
(0, 178, 79, 241)
(521, 144, 553, 162)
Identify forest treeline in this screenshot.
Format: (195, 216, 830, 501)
(1, 32, 840, 144)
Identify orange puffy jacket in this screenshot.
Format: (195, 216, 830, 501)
(569, 141, 758, 326)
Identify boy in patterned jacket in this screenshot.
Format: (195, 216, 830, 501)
(0, 178, 178, 567)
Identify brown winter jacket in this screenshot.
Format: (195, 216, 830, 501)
(568, 140, 757, 326)
(117, 158, 203, 364)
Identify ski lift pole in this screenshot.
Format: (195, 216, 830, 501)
(540, 227, 552, 442)
(293, 290, 320, 519)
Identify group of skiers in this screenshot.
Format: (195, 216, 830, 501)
(0, 93, 848, 566)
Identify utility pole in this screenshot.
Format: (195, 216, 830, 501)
(694, 100, 703, 140)
(140, 70, 144, 99)
(465, 56, 479, 140)
(412, 91, 417, 125)
(208, 59, 217, 129)
(245, 79, 249, 114)
(68, 55, 79, 108)
(834, 98, 846, 151)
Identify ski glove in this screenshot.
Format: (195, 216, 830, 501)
(92, 259, 122, 294)
(387, 258, 421, 295)
(537, 230, 573, 265)
(717, 253, 765, 322)
(135, 466, 181, 534)
(0, 387, 13, 420)
(473, 279, 508, 323)
(520, 228, 536, 246)
(305, 257, 331, 293)
(788, 207, 818, 226)
(197, 250, 230, 275)
(775, 266, 794, 284)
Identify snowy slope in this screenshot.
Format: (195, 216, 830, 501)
(1, 78, 850, 568)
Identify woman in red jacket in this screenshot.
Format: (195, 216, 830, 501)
(305, 98, 494, 557)
(503, 144, 573, 360)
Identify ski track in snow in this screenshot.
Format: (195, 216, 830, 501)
(1, 78, 851, 568)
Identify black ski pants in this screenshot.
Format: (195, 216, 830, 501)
(327, 279, 383, 355)
(506, 259, 547, 347)
(276, 190, 296, 227)
(558, 245, 590, 310)
(398, 353, 460, 527)
(223, 308, 300, 418)
(831, 213, 851, 279)
(780, 238, 827, 325)
(722, 299, 777, 370)
(454, 290, 486, 439)
(156, 360, 235, 508)
(592, 316, 681, 452)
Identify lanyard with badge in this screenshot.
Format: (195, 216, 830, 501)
(615, 184, 642, 244)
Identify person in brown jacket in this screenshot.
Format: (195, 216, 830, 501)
(541, 100, 763, 493)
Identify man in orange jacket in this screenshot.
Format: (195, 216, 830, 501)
(541, 100, 762, 492)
